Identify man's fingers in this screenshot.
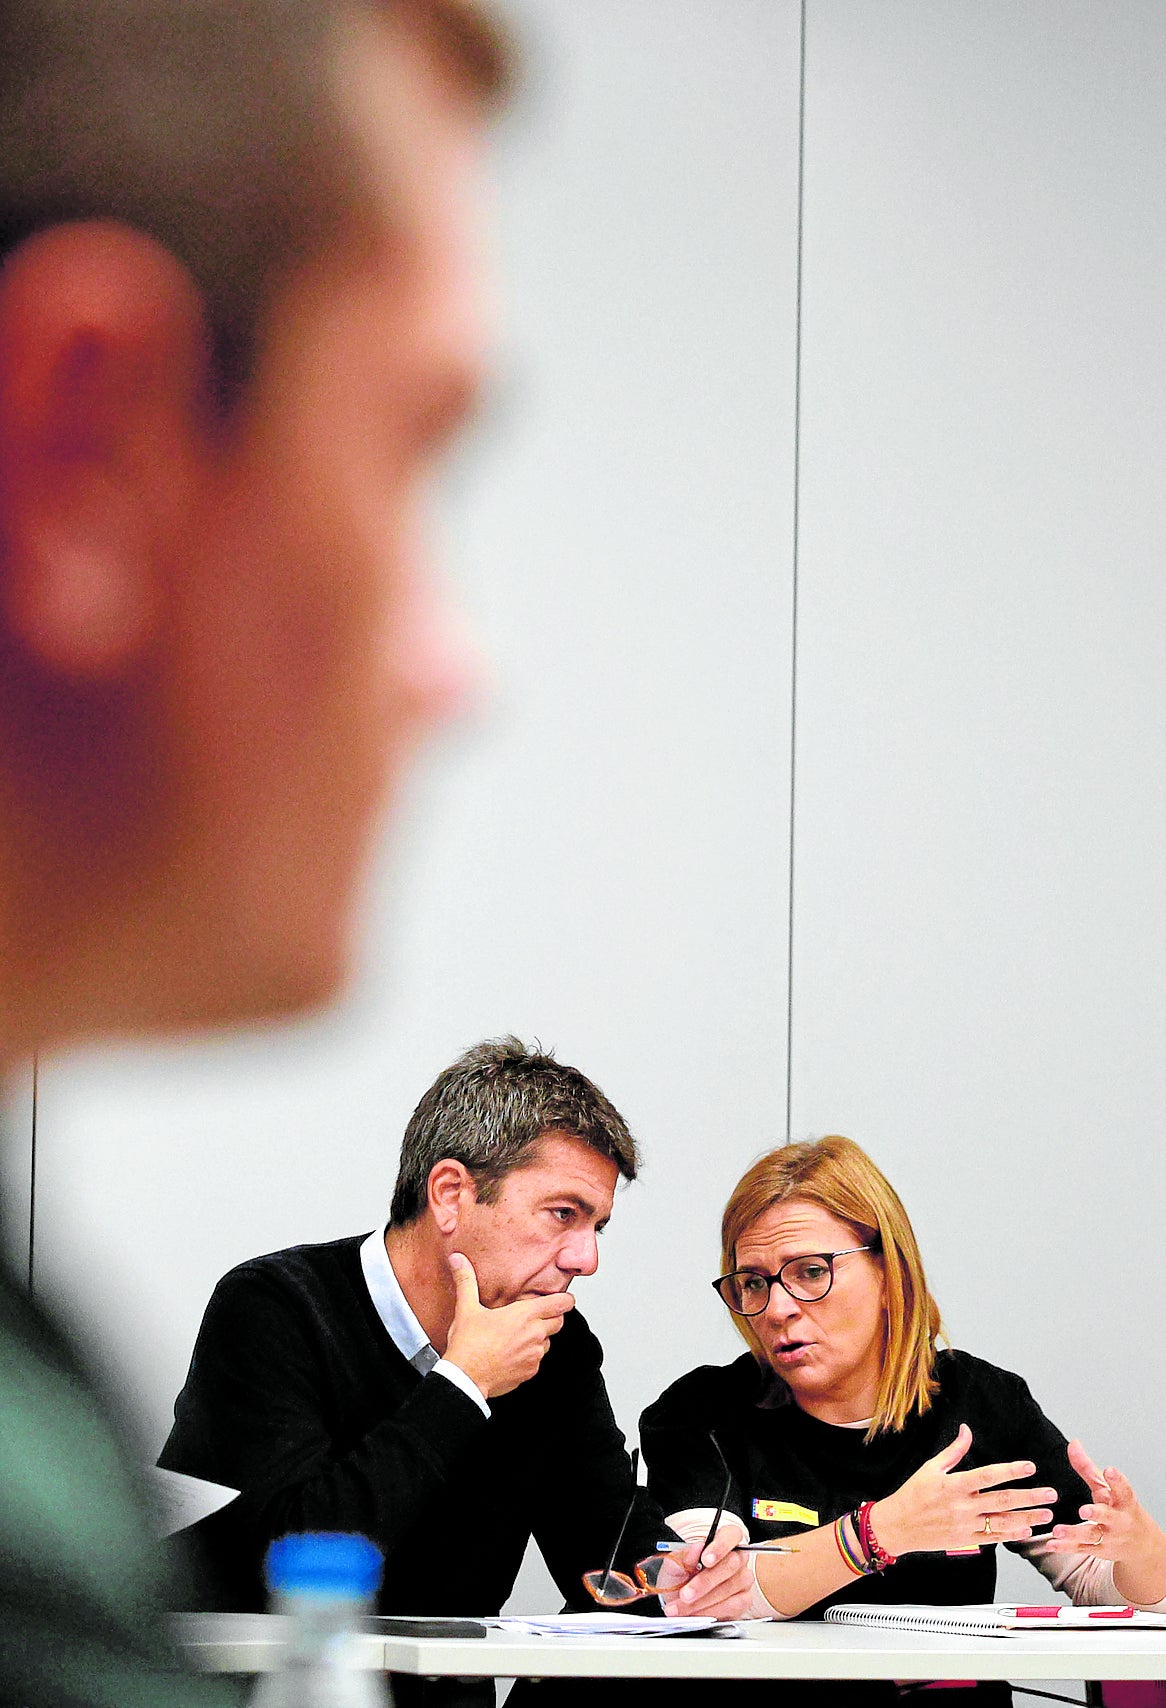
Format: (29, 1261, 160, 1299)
(517, 1292, 574, 1328)
(444, 1265, 570, 1398)
(516, 1291, 574, 1315)
(447, 1251, 480, 1310)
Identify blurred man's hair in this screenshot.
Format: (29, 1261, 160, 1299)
(391, 1037, 640, 1224)
(0, 0, 510, 405)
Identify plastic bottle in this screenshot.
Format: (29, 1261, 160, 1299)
(250, 1532, 393, 1708)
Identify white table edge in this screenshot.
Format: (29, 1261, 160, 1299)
(175, 1613, 1166, 1681)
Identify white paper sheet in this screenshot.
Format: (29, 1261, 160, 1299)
(484, 1614, 746, 1638)
(151, 1466, 238, 1537)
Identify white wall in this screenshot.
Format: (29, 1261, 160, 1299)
(4, 0, 1165, 1619)
(791, 0, 1166, 1596)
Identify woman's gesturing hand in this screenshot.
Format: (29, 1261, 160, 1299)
(1042, 1439, 1166, 1603)
(869, 1423, 1057, 1559)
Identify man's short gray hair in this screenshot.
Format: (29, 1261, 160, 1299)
(390, 1036, 639, 1224)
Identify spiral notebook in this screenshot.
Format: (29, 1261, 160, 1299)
(824, 1604, 1166, 1638)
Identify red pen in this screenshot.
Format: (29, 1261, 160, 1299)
(1012, 1606, 1136, 1620)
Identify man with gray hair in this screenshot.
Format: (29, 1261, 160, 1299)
(161, 1038, 750, 1651)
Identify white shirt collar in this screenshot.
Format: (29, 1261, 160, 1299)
(359, 1222, 431, 1362)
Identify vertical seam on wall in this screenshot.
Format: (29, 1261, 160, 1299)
(785, 0, 807, 1146)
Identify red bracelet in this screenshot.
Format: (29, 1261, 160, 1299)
(857, 1500, 897, 1571)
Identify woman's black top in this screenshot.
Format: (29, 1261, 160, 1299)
(640, 1347, 1092, 1618)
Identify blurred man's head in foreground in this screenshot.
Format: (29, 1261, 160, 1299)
(0, 0, 511, 1055)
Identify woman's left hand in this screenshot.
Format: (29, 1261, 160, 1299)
(1043, 1439, 1166, 1603)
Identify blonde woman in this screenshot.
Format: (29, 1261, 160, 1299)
(639, 1137, 1166, 1705)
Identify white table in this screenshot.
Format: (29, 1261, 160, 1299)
(176, 1611, 1166, 1684)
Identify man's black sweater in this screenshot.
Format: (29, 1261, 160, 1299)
(160, 1235, 666, 1615)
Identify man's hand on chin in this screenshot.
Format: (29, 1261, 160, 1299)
(443, 1252, 574, 1399)
(658, 1526, 754, 1620)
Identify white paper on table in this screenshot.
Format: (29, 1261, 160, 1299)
(150, 1466, 239, 1537)
(484, 1614, 745, 1638)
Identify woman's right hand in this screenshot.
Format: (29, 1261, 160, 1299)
(870, 1423, 1057, 1558)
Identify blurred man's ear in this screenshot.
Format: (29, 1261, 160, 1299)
(0, 220, 208, 679)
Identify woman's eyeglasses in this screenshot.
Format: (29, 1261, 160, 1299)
(582, 1432, 731, 1608)
(713, 1246, 874, 1316)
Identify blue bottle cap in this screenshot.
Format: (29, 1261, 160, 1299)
(265, 1532, 384, 1597)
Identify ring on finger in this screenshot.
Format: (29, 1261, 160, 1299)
(982, 1516, 993, 1537)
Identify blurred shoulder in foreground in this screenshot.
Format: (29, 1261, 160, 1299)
(0, 2, 511, 1703)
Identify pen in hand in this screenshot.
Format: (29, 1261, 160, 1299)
(655, 1539, 799, 1555)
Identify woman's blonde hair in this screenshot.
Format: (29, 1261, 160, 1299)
(720, 1136, 942, 1438)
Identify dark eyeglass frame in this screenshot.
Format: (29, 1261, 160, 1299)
(583, 1431, 731, 1606)
(712, 1246, 875, 1316)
